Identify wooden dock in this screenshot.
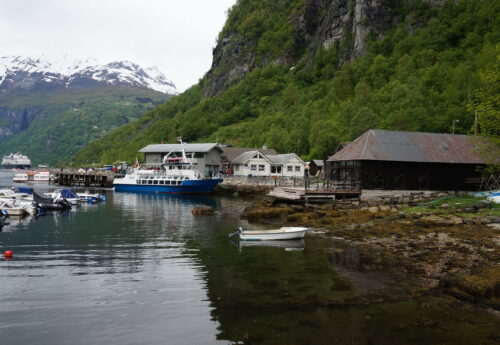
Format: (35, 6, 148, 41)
(268, 187, 361, 203)
(52, 170, 116, 188)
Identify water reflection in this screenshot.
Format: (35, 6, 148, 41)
(234, 239, 306, 251)
(0, 170, 499, 345)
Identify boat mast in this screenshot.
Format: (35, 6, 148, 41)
(177, 136, 187, 162)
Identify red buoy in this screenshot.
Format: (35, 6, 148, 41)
(4, 250, 13, 258)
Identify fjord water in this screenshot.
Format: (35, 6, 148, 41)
(0, 170, 498, 345)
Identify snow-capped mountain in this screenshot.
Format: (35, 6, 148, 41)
(0, 55, 177, 94)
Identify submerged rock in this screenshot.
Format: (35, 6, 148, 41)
(191, 206, 215, 215)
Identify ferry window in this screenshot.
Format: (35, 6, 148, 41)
(153, 180, 158, 185)
(148, 180, 153, 184)
(185, 177, 189, 180)
(295, 166, 301, 172)
(287, 166, 293, 172)
(169, 166, 173, 170)
(141, 180, 147, 184)
(259, 164, 265, 171)
(177, 181, 182, 185)
(159, 180, 164, 185)
(250, 164, 257, 171)
(136, 180, 140, 184)
(166, 181, 171, 185)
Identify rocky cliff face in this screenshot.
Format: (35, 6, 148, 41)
(0, 106, 46, 140)
(204, 0, 440, 97)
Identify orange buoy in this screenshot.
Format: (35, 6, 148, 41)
(4, 250, 13, 258)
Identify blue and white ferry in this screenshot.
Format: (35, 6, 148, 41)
(113, 142, 222, 194)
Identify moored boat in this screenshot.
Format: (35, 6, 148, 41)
(33, 192, 72, 211)
(113, 140, 222, 194)
(230, 226, 308, 241)
(13, 170, 51, 183)
(1, 152, 31, 169)
(44, 189, 82, 205)
(0, 199, 37, 216)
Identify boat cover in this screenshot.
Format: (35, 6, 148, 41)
(33, 192, 54, 204)
(14, 187, 33, 194)
(60, 189, 79, 199)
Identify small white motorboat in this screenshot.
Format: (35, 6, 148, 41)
(487, 192, 500, 204)
(0, 199, 35, 216)
(230, 226, 308, 241)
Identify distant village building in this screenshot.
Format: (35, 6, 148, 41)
(219, 145, 277, 171)
(231, 151, 305, 177)
(325, 129, 486, 191)
(139, 143, 222, 178)
(308, 159, 324, 177)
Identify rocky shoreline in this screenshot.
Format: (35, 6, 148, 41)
(240, 194, 500, 310)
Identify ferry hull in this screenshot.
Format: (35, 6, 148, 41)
(2, 164, 31, 169)
(114, 179, 222, 194)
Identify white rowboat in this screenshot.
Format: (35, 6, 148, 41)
(231, 226, 308, 241)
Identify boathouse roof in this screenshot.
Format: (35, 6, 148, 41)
(139, 143, 220, 153)
(327, 130, 485, 164)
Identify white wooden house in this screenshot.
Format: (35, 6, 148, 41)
(231, 151, 305, 177)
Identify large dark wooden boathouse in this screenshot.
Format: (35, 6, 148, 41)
(325, 130, 486, 191)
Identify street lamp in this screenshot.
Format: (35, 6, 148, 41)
(452, 119, 459, 134)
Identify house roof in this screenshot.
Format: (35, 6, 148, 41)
(312, 159, 324, 167)
(139, 143, 220, 153)
(231, 151, 306, 166)
(231, 151, 267, 165)
(266, 153, 298, 165)
(221, 146, 277, 162)
(327, 129, 485, 164)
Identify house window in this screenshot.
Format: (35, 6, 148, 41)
(295, 166, 301, 172)
(250, 164, 257, 171)
(287, 166, 293, 172)
(258, 165, 265, 171)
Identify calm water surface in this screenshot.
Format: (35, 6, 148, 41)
(0, 170, 498, 344)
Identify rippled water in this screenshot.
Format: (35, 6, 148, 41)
(0, 170, 498, 344)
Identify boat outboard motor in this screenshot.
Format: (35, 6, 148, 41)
(58, 199, 72, 210)
(228, 227, 243, 238)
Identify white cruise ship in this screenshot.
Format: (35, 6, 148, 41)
(1, 153, 31, 169)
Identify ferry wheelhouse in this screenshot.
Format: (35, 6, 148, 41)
(113, 141, 222, 194)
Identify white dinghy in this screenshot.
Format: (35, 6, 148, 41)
(230, 226, 308, 241)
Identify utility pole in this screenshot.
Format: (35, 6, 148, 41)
(452, 119, 459, 134)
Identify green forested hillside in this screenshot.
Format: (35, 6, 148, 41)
(0, 87, 168, 166)
(71, 0, 499, 165)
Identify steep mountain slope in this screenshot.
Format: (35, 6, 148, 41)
(0, 56, 175, 165)
(71, 0, 499, 165)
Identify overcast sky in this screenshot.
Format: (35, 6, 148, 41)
(0, 0, 237, 91)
